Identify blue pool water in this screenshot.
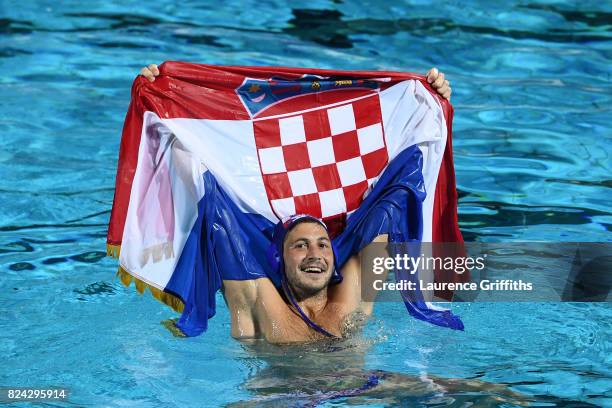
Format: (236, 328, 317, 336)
(1, 1, 610, 406)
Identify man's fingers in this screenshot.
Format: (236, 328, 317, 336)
(148, 64, 159, 75)
(425, 68, 452, 100)
(140, 65, 158, 81)
(433, 72, 445, 88)
(437, 85, 450, 98)
(426, 67, 438, 83)
(140, 68, 154, 81)
(438, 83, 451, 94)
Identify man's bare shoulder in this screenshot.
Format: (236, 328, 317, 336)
(223, 278, 307, 342)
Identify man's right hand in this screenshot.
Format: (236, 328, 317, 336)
(140, 64, 160, 81)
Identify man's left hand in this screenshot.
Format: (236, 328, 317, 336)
(426, 67, 452, 101)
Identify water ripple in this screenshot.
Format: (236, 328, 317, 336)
(1, 1, 610, 405)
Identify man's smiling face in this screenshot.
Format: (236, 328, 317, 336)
(283, 221, 334, 298)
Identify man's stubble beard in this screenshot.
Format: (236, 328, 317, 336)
(286, 269, 333, 300)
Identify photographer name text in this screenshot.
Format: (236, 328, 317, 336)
(372, 279, 533, 292)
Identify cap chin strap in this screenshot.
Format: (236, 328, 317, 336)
(281, 278, 338, 339)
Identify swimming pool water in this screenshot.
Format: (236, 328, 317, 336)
(1, 1, 610, 406)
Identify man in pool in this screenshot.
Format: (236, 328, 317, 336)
(224, 214, 384, 342)
(140, 64, 452, 343)
(220, 215, 532, 405)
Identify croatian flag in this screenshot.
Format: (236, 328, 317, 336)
(107, 62, 465, 336)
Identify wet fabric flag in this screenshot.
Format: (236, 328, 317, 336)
(107, 62, 464, 336)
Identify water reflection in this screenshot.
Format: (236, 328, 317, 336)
(229, 338, 557, 407)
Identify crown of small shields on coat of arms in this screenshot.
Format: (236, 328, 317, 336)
(236, 74, 381, 117)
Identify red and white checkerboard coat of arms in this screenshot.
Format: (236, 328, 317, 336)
(253, 93, 388, 236)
